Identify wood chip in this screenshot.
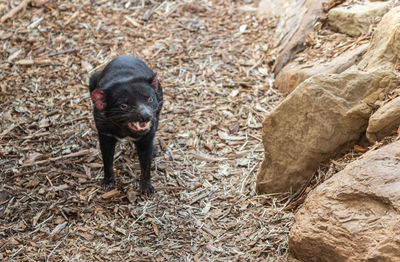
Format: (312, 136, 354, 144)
(354, 145, 368, 153)
(32, 208, 46, 227)
(15, 59, 53, 66)
(53, 184, 70, 191)
(152, 223, 160, 237)
(101, 190, 120, 199)
(0, 0, 29, 23)
(190, 192, 210, 205)
(49, 222, 68, 238)
(191, 151, 227, 162)
(218, 131, 246, 141)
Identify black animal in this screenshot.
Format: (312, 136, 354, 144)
(88, 55, 163, 195)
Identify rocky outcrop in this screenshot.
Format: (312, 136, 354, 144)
(258, 0, 330, 74)
(289, 141, 400, 261)
(358, 5, 400, 71)
(274, 44, 368, 94)
(257, 7, 400, 194)
(328, 0, 393, 36)
(256, 70, 399, 194)
(367, 96, 400, 142)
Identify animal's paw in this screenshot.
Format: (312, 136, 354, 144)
(140, 183, 155, 196)
(102, 177, 116, 190)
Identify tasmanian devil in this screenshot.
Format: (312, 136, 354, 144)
(88, 55, 163, 196)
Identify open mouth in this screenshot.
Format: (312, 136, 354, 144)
(128, 121, 151, 132)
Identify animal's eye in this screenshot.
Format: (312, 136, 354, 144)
(148, 97, 153, 103)
(120, 104, 129, 110)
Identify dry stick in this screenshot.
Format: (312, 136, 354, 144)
(0, 0, 30, 23)
(0, 124, 17, 139)
(20, 149, 93, 167)
(201, 225, 218, 238)
(218, 205, 233, 220)
(58, 116, 90, 127)
(289, 171, 316, 203)
(88, 58, 112, 75)
(48, 48, 79, 57)
(190, 191, 210, 205)
(163, 3, 184, 17)
(283, 196, 306, 211)
(15, 59, 54, 66)
(173, 85, 268, 93)
(0, 199, 10, 205)
(156, 186, 186, 191)
(16, 167, 48, 176)
(22, 131, 51, 140)
(247, 133, 262, 142)
(246, 56, 264, 77)
(64, 10, 79, 26)
(191, 152, 227, 162)
(129, 202, 149, 228)
(239, 164, 258, 194)
(283, 171, 316, 211)
(125, 15, 141, 27)
(46, 240, 63, 262)
(46, 231, 71, 262)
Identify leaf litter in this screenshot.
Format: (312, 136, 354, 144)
(0, 0, 295, 261)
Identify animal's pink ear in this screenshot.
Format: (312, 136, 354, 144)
(92, 90, 106, 110)
(152, 74, 158, 92)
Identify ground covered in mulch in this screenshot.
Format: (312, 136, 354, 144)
(0, 0, 297, 261)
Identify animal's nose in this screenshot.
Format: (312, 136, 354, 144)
(138, 105, 152, 122)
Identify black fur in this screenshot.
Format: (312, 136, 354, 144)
(88, 56, 163, 195)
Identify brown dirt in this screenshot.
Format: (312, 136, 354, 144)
(0, 0, 294, 261)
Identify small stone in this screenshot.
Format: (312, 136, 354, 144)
(366, 96, 400, 142)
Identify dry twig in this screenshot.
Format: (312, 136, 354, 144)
(0, 0, 29, 23)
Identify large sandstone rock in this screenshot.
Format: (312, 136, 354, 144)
(289, 141, 400, 261)
(275, 44, 368, 94)
(366, 96, 400, 142)
(258, 0, 330, 74)
(328, 0, 393, 37)
(257, 6, 400, 194)
(257, 70, 399, 194)
(358, 5, 400, 71)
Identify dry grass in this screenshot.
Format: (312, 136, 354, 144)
(0, 0, 295, 261)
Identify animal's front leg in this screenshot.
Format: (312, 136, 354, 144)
(98, 133, 117, 189)
(136, 138, 155, 196)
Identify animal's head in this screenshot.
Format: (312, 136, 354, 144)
(90, 70, 160, 134)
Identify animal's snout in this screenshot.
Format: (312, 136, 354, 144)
(138, 104, 152, 122)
